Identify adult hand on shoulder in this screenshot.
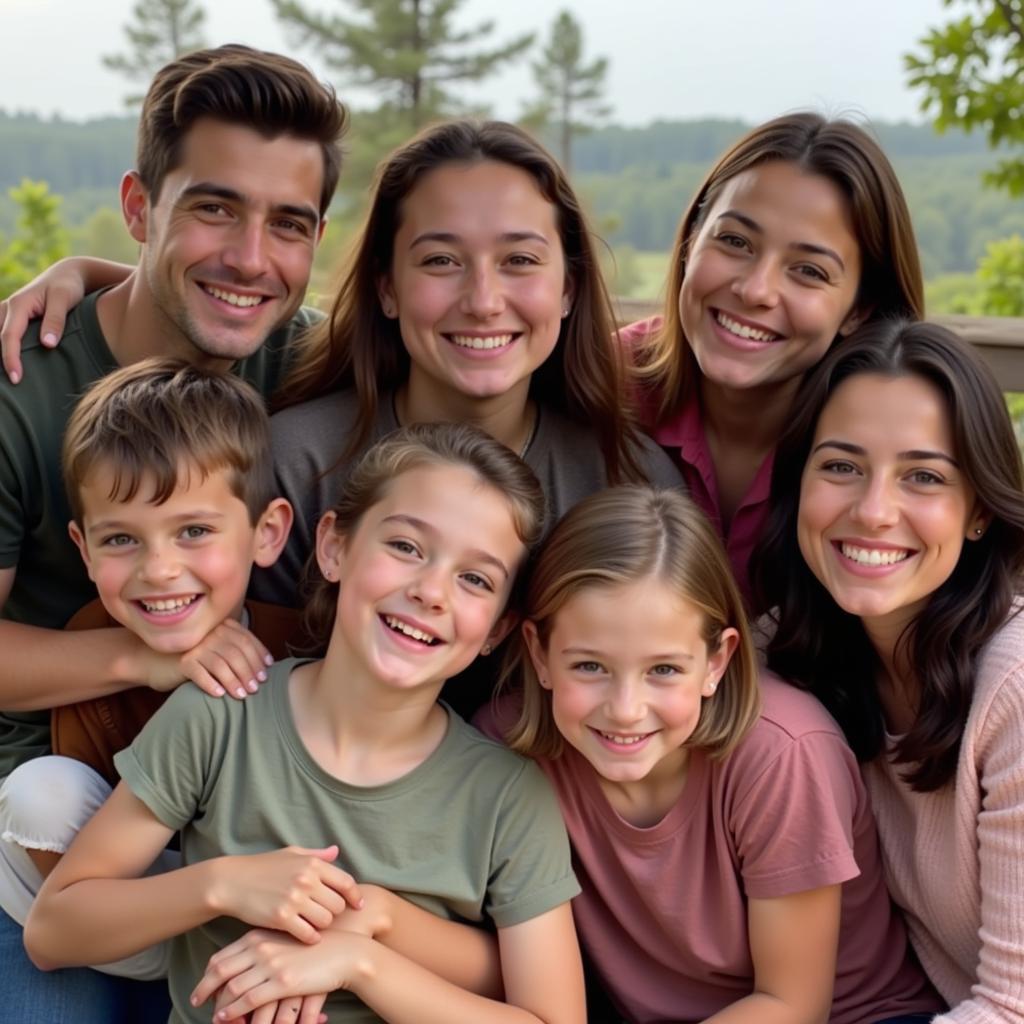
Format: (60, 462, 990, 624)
(192, 927, 369, 1023)
(142, 619, 274, 700)
(208, 845, 364, 946)
(1, 257, 133, 383)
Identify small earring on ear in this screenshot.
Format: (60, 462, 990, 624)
(561, 305, 570, 318)
(481, 643, 493, 656)
(974, 527, 983, 537)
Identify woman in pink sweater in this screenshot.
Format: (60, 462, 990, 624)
(756, 319, 1024, 1022)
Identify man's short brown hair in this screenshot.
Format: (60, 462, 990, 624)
(63, 358, 275, 525)
(137, 44, 347, 215)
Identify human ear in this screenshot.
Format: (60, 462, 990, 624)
(314, 510, 347, 581)
(67, 520, 95, 580)
(482, 612, 519, 655)
(377, 275, 398, 319)
(521, 620, 552, 690)
(702, 626, 740, 697)
(121, 171, 150, 244)
(966, 507, 992, 541)
(253, 499, 294, 569)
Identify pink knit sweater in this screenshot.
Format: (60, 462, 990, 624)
(862, 607, 1024, 1023)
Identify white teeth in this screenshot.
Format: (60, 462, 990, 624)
(840, 544, 911, 567)
(204, 285, 263, 308)
(449, 333, 514, 350)
(599, 731, 647, 746)
(140, 595, 198, 613)
(715, 311, 779, 342)
(384, 615, 440, 645)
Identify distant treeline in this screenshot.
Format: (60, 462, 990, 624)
(2, 110, 1022, 276)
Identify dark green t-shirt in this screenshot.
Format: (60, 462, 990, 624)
(0, 290, 320, 778)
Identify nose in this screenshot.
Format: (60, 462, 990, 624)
(851, 474, 900, 530)
(731, 257, 780, 309)
(407, 564, 449, 611)
(222, 220, 271, 280)
(139, 543, 182, 585)
(606, 678, 646, 726)
(460, 263, 505, 319)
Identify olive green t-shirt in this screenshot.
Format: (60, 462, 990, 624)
(115, 658, 579, 1023)
(0, 291, 320, 778)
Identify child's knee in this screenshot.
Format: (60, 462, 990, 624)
(0, 756, 112, 854)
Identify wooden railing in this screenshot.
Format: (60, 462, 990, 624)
(613, 299, 1024, 392)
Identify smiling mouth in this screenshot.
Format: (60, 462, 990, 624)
(714, 310, 782, 343)
(838, 542, 914, 566)
(136, 595, 201, 615)
(201, 284, 268, 308)
(594, 729, 653, 746)
(382, 614, 443, 646)
(445, 333, 518, 351)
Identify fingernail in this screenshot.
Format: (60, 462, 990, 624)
(8, 370, 19, 384)
(236, 687, 246, 698)
(264, 654, 274, 666)
(189, 994, 198, 1006)
(213, 685, 225, 697)
(246, 679, 258, 693)
(43, 332, 57, 346)
(257, 669, 267, 682)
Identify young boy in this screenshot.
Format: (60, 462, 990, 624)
(0, 358, 296, 980)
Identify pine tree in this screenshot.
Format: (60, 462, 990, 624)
(526, 10, 610, 173)
(271, 0, 534, 132)
(102, 0, 208, 108)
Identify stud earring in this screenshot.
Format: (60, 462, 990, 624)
(974, 527, 984, 537)
(481, 643, 492, 656)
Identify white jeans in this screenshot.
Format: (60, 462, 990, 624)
(0, 755, 175, 980)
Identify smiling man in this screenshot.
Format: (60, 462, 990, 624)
(0, 44, 345, 1021)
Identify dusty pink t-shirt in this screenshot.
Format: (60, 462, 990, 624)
(477, 674, 941, 1024)
(619, 316, 772, 602)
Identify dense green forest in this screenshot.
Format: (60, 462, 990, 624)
(1, 110, 1022, 285)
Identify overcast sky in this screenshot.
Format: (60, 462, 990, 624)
(4, 0, 950, 126)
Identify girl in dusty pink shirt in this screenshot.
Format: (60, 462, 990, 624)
(478, 486, 941, 1024)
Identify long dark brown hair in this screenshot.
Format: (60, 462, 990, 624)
(753, 319, 1024, 790)
(278, 119, 646, 483)
(637, 112, 924, 423)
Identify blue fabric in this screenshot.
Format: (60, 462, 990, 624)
(0, 906, 170, 1024)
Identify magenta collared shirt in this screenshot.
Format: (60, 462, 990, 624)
(621, 317, 773, 602)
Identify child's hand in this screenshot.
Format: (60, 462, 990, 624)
(143, 619, 274, 700)
(191, 927, 372, 1021)
(209, 845, 364, 945)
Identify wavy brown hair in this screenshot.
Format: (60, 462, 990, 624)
(299, 422, 546, 655)
(277, 119, 646, 483)
(137, 44, 347, 215)
(505, 486, 761, 761)
(637, 112, 924, 424)
(753, 319, 1024, 791)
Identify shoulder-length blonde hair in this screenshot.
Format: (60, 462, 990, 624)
(505, 486, 760, 760)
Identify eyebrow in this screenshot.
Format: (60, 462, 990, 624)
(86, 509, 227, 534)
(180, 183, 320, 228)
(408, 230, 550, 248)
(715, 211, 846, 271)
(561, 647, 695, 662)
(381, 513, 511, 578)
(811, 439, 959, 467)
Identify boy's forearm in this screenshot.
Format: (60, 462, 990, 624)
(0, 619, 145, 709)
(24, 858, 221, 970)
